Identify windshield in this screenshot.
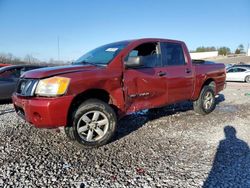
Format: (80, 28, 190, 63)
(73, 41, 129, 65)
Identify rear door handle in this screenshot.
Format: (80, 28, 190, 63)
(186, 68, 192, 73)
(158, 71, 167, 77)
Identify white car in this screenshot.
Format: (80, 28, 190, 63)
(226, 67, 250, 83)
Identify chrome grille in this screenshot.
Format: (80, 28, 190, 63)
(16, 79, 38, 96)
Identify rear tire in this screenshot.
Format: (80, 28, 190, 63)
(245, 76, 250, 83)
(193, 86, 216, 115)
(65, 99, 117, 148)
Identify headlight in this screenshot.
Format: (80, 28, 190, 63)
(35, 76, 70, 97)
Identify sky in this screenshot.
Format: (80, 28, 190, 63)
(0, 0, 249, 61)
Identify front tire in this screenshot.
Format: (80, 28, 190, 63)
(193, 86, 216, 115)
(65, 99, 117, 147)
(245, 76, 250, 83)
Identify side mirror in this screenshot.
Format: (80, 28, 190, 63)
(125, 56, 144, 68)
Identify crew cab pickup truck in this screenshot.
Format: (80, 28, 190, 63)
(12, 38, 226, 147)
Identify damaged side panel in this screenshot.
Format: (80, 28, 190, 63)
(123, 67, 167, 113)
(65, 68, 126, 114)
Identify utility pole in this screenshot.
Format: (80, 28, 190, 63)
(247, 43, 250, 56)
(57, 36, 60, 61)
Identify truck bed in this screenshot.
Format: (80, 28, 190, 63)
(193, 61, 226, 97)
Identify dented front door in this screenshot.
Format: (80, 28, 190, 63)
(124, 67, 167, 113)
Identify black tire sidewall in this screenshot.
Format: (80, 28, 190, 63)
(72, 99, 117, 147)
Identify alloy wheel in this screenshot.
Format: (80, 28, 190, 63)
(77, 111, 109, 142)
(203, 91, 214, 110)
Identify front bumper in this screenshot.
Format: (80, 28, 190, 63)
(12, 94, 74, 128)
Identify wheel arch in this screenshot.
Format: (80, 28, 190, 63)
(202, 78, 216, 92)
(66, 89, 119, 127)
(193, 78, 216, 101)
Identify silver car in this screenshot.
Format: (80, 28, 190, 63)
(226, 66, 250, 83)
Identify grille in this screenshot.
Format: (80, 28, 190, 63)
(16, 79, 38, 96)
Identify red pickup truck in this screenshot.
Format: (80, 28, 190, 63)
(13, 38, 226, 147)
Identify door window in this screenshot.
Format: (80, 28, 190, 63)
(161, 42, 186, 66)
(0, 69, 21, 80)
(227, 68, 235, 73)
(227, 68, 246, 73)
(236, 68, 246, 72)
(125, 42, 162, 68)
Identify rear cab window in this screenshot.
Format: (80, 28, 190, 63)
(161, 42, 186, 66)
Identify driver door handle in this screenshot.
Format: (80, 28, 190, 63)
(158, 71, 167, 77)
(186, 68, 192, 73)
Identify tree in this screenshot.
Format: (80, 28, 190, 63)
(238, 44, 244, 53)
(24, 54, 39, 64)
(6, 53, 13, 61)
(0, 53, 7, 64)
(0, 53, 14, 64)
(0, 52, 67, 65)
(196, 46, 216, 52)
(235, 49, 241, 54)
(235, 44, 244, 54)
(218, 47, 231, 56)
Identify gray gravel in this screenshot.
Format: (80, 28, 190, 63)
(0, 82, 250, 188)
(208, 56, 250, 64)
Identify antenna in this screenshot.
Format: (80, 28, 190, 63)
(57, 36, 60, 61)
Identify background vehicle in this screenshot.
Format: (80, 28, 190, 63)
(0, 65, 44, 100)
(232, 64, 250, 69)
(13, 38, 226, 147)
(0, 64, 10, 68)
(226, 66, 250, 83)
(225, 64, 233, 70)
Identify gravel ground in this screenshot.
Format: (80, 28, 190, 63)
(208, 56, 250, 64)
(0, 82, 250, 188)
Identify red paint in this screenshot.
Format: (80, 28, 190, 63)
(0, 64, 10, 67)
(12, 38, 226, 128)
(12, 94, 73, 128)
(136, 168, 146, 175)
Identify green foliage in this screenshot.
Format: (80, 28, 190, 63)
(238, 44, 244, 53)
(194, 46, 232, 56)
(238, 44, 244, 50)
(218, 47, 231, 56)
(235, 49, 241, 54)
(235, 44, 245, 54)
(195, 46, 216, 52)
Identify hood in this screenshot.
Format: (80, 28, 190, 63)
(22, 65, 102, 79)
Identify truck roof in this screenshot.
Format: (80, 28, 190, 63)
(125, 38, 184, 44)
